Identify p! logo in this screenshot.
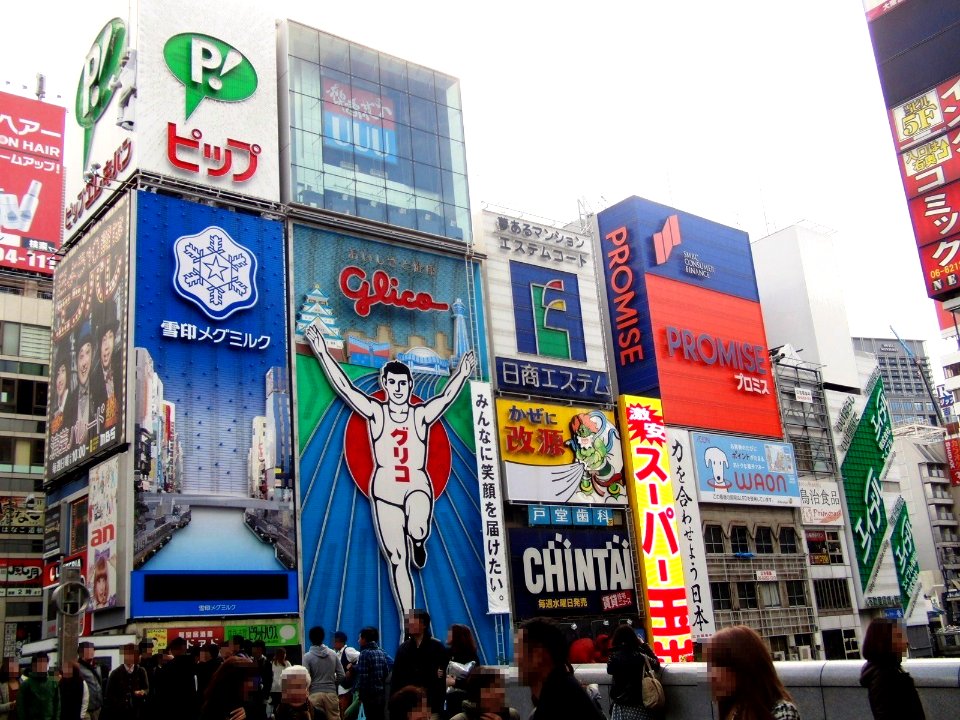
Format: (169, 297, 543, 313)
(510, 262, 587, 362)
(75, 18, 127, 168)
(164, 33, 258, 119)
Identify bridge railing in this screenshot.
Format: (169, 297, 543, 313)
(498, 660, 960, 719)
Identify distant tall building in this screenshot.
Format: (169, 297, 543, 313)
(851, 337, 938, 427)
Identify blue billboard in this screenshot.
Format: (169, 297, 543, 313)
(130, 191, 296, 617)
(292, 224, 504, 661)
(690, 432, 801, 508)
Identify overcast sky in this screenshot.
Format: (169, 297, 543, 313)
(3, 1, 948, 365)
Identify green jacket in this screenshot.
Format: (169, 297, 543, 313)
(16, 673, 58, 720)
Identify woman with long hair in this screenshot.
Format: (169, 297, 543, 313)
(606, 625, 662, 720)
(0, 657, 20, 720)
(859, 618, 926, 719)
(448, 667, 519, 720)
(201, 656, 260, 720)
(444, 624, 479, 718)
(270, 648, 292, 712)
(705, 625, 800, 720)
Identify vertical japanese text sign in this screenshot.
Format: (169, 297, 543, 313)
(839, 377, 893, 594)
(666, 429, 715, 642)
(618, 396, 693, 662)
(471, 382, 510, 615)
(889, 498, 921, 614)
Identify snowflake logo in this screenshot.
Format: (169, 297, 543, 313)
(172, 226, 258, 320)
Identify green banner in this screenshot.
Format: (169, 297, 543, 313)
(840, 379, 893, 592)
(890, 499, 921, 611)
(224, 622, 300, 647)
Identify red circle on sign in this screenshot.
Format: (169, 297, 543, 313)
(343, 390, 452, 499)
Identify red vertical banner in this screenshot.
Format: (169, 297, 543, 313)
(945, 437, 960, 486)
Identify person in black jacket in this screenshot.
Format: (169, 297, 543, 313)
(606, 625, 662, 720)
(152, 638, 198, 720)
(103, 645, 149, 720)
(391, 610, 447, 718)
(515, 618, 604, 720)
(860, 618, 926, 720)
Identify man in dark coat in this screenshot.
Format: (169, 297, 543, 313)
(390, 609, 447, 717)
(103, 644, 149, 720)
(152, 637, 198, 720)
(515, 618, 605, 720)
(77, 641, 105, 720)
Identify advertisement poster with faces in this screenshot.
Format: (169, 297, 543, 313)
(87, 455, 119, 611)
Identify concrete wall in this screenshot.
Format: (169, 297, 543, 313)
(500, 661, 960, 719)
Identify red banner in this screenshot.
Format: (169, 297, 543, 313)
(0, 92, 65, 275)
(909, 180, 960, 247)
(945, 437, 960, 486)
(1, 558, 43, 597)
(918, 238, 960, 299)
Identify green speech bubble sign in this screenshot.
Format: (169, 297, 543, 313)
(75, 18, 127, 168)
(164, 33, 258, 119)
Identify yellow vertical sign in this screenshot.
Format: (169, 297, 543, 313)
(617, 395, 693, 662)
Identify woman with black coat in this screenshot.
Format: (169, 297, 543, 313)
(605, 625, 662, 720)
(859, 618, 926, 720)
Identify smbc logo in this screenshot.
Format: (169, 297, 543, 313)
(75, 18, 127, 168)
(164, 33, 257, 119)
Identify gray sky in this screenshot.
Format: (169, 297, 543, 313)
(3, 1, 945, 362)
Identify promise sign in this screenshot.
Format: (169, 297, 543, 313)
(839, 378, 893, 594)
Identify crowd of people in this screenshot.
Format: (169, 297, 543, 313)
(0, 616, 927, 720)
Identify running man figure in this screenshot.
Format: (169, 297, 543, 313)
(306, 322, 477, 619)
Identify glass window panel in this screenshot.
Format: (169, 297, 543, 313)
(440, 139, 467, 174)
(413, 162, 441, 197)
(289, 57, 322, 98)
(416, 195, 443, 235)
(442, 204, 466, 242)
(704, 525, 725, 553)
(2, 322, 20, 356)
(409, 96, 439, 134)
(440, 171, 469, 208)
(385, 157, 415, 187)
(323, 155, 356, 179)
(321, 101, 354, 142)
(408, 65, 435, 99)
(736, 581, 758, 609)
(291, 92, 323, 135)
(355, 151, 385, 182)
(393, 124, 414, 161)
(759, 582, 781, 608)
(710, 582, 731, 611)
(350, 44, 379, 82)
(410, 128, 440, 167)
(323, 176, 356, 215)
(779, 527, 798, 554)
(318, 32, 350, 73)
(730, 526, 750, 554)
(288, 23, 319, 62)
(293, 166, 324, 207)
(382, 87, 409, 127)
(434, 73, 461, 109)
(379, 54, 407, 91)
(355, 181, 387, 223)
(438, 106, 464, 142)
(755, 526, 774, 554)
(386, 189, 417, 229)
(292, 129, 323, 170)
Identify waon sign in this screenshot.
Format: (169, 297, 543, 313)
(597, 197, 781, 438)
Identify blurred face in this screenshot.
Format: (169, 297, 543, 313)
(282, 674, 309, 705)
(7, 658, 19, 676)
(405, 612, 424, 637)
(77, 342, 92, 385)
(100, 330, 114, 370)
(514, 630, 538, 684)
(33, 658, 48, 674)
(333, 638, 344, 651)
(94, 574, 108, 604)
(708, 663, 737, 701)
(242, 674, 258, 700)
(892, 625, 909, 654)
(446, 630, 453, 647)
(479, 680, 506, 713)
(408, 699, 431, 720)
(123, 651, 136, 667)
(81, 646, 95, 662)
(251, 646, 263, 659)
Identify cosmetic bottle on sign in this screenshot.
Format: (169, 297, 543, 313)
(0, 192, 21, 231)
(18, 181, 42, 233)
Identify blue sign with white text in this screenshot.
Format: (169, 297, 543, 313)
(130, 191, 296, 618)
(690, 432, 801, 507)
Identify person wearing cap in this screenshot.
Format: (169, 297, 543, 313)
(90, 299, 121, 433)
(71, 320, 94, 447)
